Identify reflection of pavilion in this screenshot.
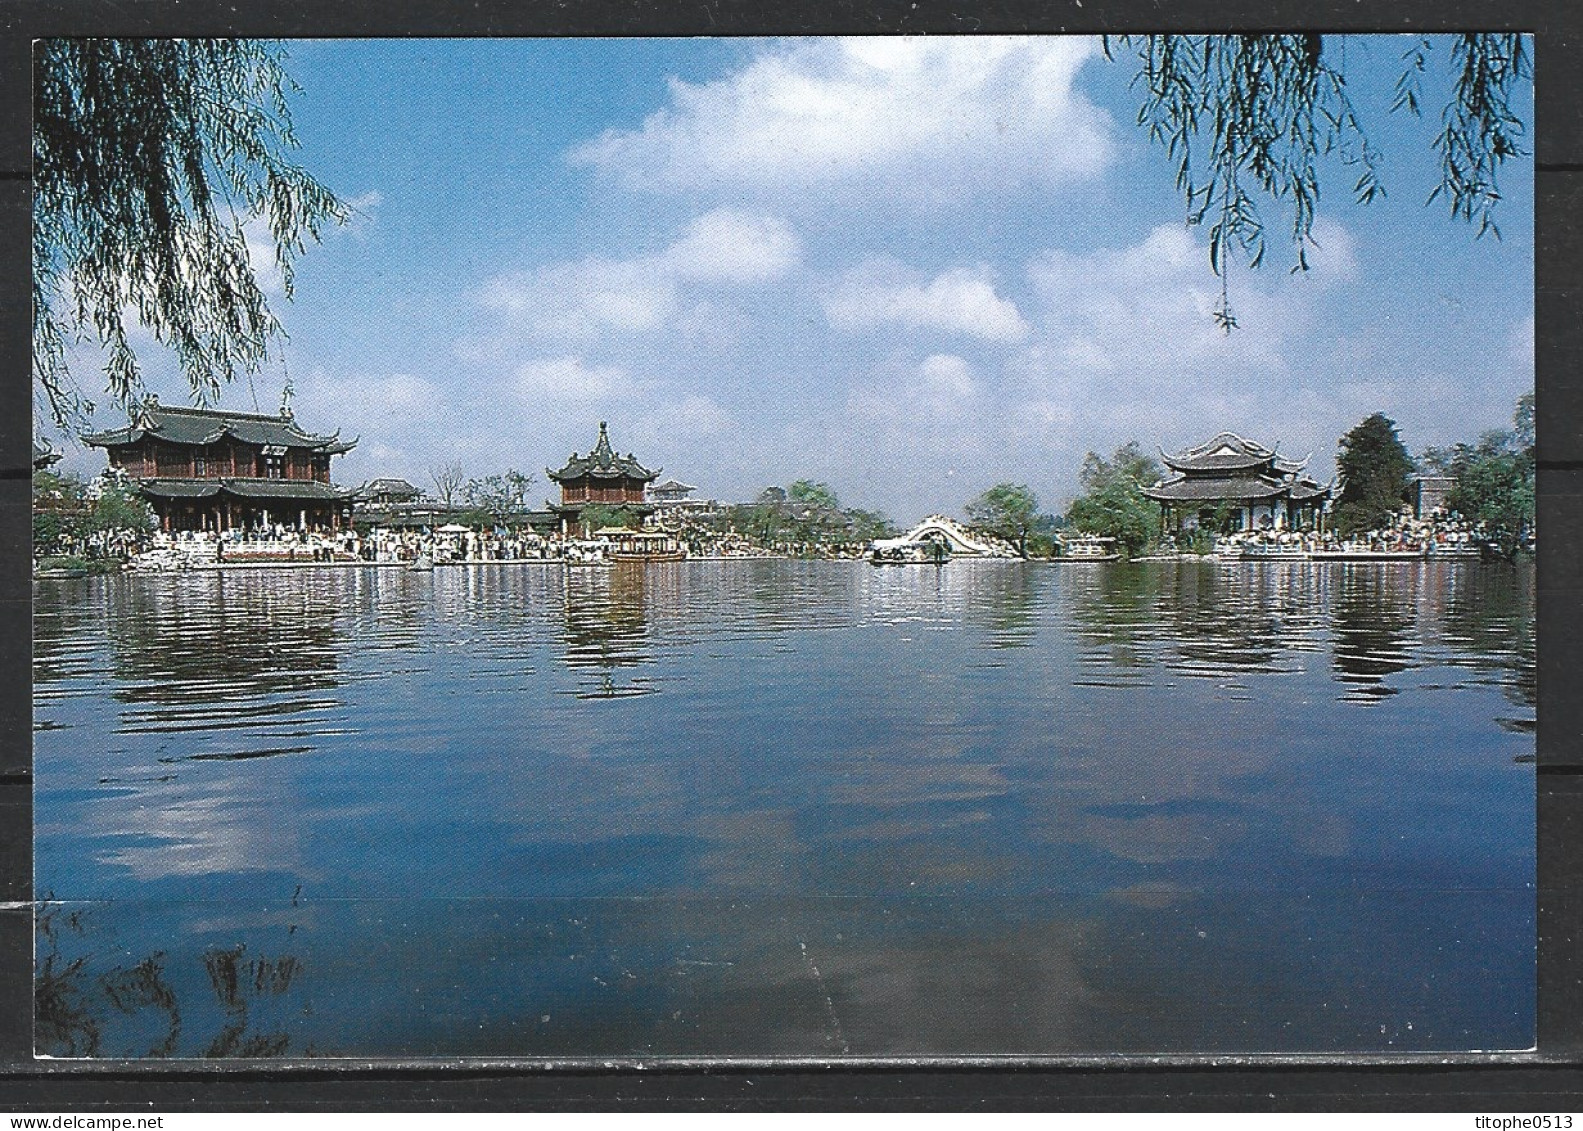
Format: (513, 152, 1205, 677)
(560, 567, 654, 696)
(1143, 433, 1331, 533)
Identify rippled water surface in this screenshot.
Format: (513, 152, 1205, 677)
(34, 559, 1535, 1057)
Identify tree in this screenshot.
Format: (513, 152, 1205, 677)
(34, 39, 346, 425)
(965, 483, 1040, 557)
(1064, 442, 1163, 557)
(1334, 413, 1414, 536)
(1424, 395, 1535, 558)
(430, 462, 466, 510)
(1103, 35, 1530, 330)
(579, 504, 639, 534)
(462, 470, 536, 528)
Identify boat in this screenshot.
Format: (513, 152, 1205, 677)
(598, 528, 688, 563)
(1056, 535, 1120, 562)
(868, 536, 950, 565)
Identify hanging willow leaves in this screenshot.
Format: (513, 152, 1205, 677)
(1102, 34, 1529, 331)
(33, 39, 346, 426)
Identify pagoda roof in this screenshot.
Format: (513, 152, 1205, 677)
(137, 478, 355, 502)
(547, 422, 658, 483)
(1160, 432, 1292, 474)
(361, 477, 423, 499)
(82, 401, 357, 455)
(1142, 474, 1290, 502)
(650, 479, 696, 493)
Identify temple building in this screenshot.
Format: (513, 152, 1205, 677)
(547, 422, 659, 534)
(647, 478, 697, 506)
(83, 398, 357, 533)
(1143, 432, 1332, 533)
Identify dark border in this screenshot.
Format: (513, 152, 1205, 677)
(2, 0, 1580, 1110)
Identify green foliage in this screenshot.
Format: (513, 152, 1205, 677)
(1335, 413, 1414, 535)
(965, 483, 1040, 556)
(1064, 442, 1163, 556)
(463, 470, 536, 527)
(32, 472, 152, 557)
(725, 483, 892, 548)
(88, 481, 156, 536)
(1103, 34, 1529, 330)
(1433, 397, 1536, 559)
(579, 504, 640, 533)
(33, 39, 346, 425)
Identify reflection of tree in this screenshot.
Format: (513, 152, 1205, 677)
(104, 577, 343, 710)
(1330, 566, 1416, 699)
(1065, 564, 1308, 675)
(960, 563, 1043, 648)
(35, 902, 304, 1058)
(1440, 562, 1536, 709)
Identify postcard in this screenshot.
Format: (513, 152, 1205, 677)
(31, 34, 1536, 1059)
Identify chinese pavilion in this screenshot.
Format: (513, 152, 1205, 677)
(1142, 432, 1332, 533)
(83, 398, 358, 533)
(547, 422, 658, 533)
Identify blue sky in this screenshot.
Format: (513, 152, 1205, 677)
(55, 36, 1534, 522)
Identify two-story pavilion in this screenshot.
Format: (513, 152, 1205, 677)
(83, 398, 358, 533)
(1143, 432, 1332, 533)
(547, 422, 658, 534)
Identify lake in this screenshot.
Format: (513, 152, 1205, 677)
(32, 558, 1535, 1059)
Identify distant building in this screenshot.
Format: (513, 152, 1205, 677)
(648, 478, 697, 506)
(1143, 432, 1332, 533)
(547, 422, 659, 534)
(1409, 475, 1456, 518)
(361, 478, 423, 506)
(82, 397, 357, 533)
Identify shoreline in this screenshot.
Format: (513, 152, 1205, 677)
(32, 553, 1511, 580)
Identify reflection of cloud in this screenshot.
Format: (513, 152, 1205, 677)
(90, 779, 301, 882)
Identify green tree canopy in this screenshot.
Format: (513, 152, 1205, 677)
(34, 39, 346, 426)
(1421, 395, 1535, 558)
(1064, 442, 1163, 556)
(579, 504, 640, 534)
(965, 483, 1040, 557)
(1334, 413, 1414, 535)
(1104, 34, 1530, 329)
(462, 470, 536, 527)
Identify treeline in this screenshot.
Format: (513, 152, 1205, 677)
(33, 470, 155, 566)
(724, 480, 896, 547)
(1039, 394, 1536, 560)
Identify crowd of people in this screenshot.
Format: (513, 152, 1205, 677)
(1160, 510, 1509, 559)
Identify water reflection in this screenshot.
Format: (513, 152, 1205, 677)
(36, 901, 309, 1058)
(33, 560, 1535, 1056)
(561, 565, 655, 697)
(1331, 565, 1420, 701)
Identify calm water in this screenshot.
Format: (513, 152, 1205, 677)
(33, 559, 1535, 1058)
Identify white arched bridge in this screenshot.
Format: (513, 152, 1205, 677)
(874, 514, 1019, 558)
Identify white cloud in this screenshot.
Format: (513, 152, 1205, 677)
(663, 210, 801, 282)
(475, 209, 798, 343)
(824, 259, 1030, 342)
(482, 258, 678, 340)
(570, 37, 1111, 206)
(515, 356, 632, 402)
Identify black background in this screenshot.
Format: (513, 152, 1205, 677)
(0, 0, 1579, 1111)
